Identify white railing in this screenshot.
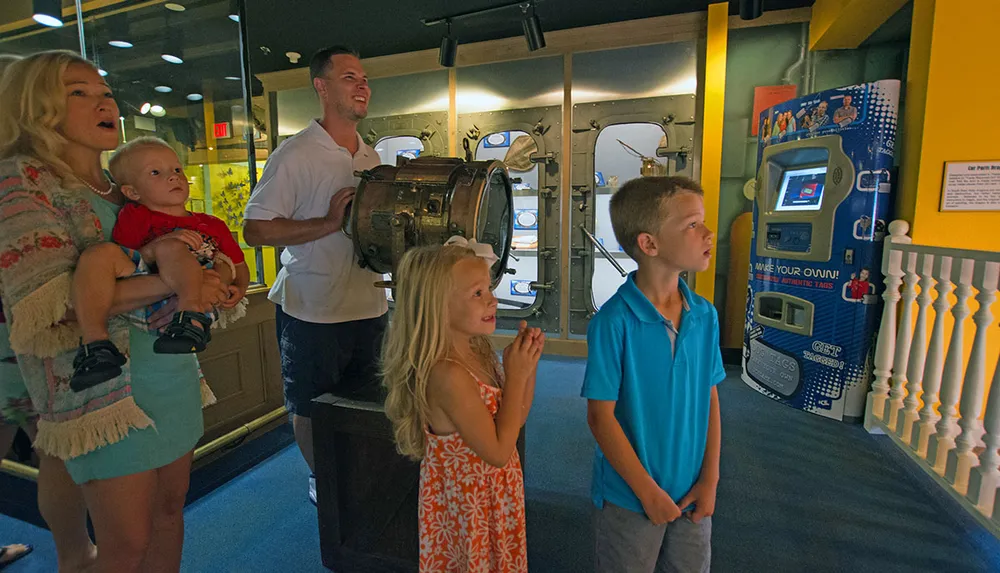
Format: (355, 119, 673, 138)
(865, 220, 1000, 535)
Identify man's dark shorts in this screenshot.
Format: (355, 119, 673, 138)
(275, 305, 388, 417)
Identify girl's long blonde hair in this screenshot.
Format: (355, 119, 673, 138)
(0, 50, 99, 176)
(382, 244, 499, 460)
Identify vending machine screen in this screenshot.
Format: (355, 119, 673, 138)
(775, 166, 827, 212)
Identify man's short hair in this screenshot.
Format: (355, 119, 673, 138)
(109, 136, 176, 188)
(610, 176, 704, 261)
(309, 46, 360, 84)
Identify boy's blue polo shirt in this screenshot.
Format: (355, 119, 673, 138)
(581, 272, 726, 514)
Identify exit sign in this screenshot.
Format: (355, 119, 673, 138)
(213, 122, 231, 139)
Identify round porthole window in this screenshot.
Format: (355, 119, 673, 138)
(515, 210, 537, 229)
(512, 281, 533, 295)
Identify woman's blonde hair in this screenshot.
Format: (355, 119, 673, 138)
(0, 50, 99, 176)
(0, 54, 21, 79)
(382, 244, 499, 460)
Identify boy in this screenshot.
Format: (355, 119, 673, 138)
(582, 176, 725, 573)
(847, 268, 872, 301)
(70, 137, 250, 390)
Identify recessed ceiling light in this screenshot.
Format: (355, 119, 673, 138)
(224, 76, 241, 81)
(98, 69, 108, 77)
(154, 85, 173, 93)
(32, 14, 63, 28)
(108, 40, 133, 48)
(140, 102, 151, 115)
(164, 3, 186, 11)
(161, 54, 184, 64)
(150, 105, 166, 117)
(186, 93, 203, 101)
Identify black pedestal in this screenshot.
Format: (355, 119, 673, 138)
(312, 393, 527, 572)
(312, 394, 420, 573)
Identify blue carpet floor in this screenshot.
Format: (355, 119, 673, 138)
(2, 358, 999, 572)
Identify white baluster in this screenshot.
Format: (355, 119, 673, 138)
(898, 253, 934, 445)
(967, 338, 1000, 517)
(888, 251, 919, 431)
(866, 221, 911, 431)
(946, 261, 999, 493)
(927, 257, 975, 475)
(912, 255, 954, 458)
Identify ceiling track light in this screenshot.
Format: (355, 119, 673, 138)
(423, 0, 546, 57)
(439, 20, 457, 68)
(521, 3, 545, 52)
(32, 0, 63, 27)
(739, 0, 763, 20)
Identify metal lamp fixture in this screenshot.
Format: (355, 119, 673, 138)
(32, 0, 63, 27)
(439, 20, 457, 68)
(425, 0, 546, 60)
(740, 0, 763, 20)
(521, 3, 545, 51)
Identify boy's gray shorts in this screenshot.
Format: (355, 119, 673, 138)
(594, 501, 712, 573)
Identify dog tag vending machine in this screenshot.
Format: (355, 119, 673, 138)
(742, 80, 900, 422)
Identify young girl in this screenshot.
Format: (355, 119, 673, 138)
(383, 243, 545, 573)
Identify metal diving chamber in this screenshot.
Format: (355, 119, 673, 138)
(347, 156, 514, 288)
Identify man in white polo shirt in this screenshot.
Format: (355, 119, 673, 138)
(243, 46, 387, 505)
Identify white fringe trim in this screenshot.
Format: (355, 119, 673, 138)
(8, 273, 80, 358)
(33, 396, 154, 460)
(200, 379, 217, 408)
(213, 296, 248, 330)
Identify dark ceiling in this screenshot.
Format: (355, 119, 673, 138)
(245, 0, 815, 75)
(0, 0, 814, 115)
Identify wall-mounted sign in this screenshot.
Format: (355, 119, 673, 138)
(940, 161, 1000, 212)
(752, 85, 798, 136)
(213, 122, 232, 139)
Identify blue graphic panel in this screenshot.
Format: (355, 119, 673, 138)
(743, 80, 900, 422)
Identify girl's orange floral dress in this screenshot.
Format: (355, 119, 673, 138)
(419, 368, 527, 572)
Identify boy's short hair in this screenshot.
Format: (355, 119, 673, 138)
(109, 136, 176, 187)
(610, 176, 704, 260)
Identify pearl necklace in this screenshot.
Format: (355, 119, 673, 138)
(78, 175, 115, 196)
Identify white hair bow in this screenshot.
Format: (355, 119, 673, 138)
(444, 236, 500, 266)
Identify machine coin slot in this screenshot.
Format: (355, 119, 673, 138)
(785, 302, 807, 328)
(844, 248, 854, 265)
(759, 296, 783, 321)
(753, 292, 814, 337)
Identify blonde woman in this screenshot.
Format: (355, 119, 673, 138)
(0, 51, 95, 573)
(0, 50, 229, 572)
(382, 243, 544, 572)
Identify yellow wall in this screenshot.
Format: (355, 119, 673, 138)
(898, 0, 1000, 252)
(695, 2, 728, 303)
(891, 0, 1000, 421)
(809, 0, 910, 50)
